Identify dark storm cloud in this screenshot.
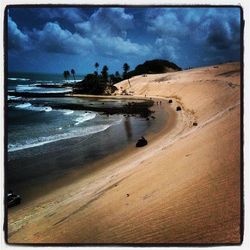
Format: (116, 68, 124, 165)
(37, 8, 84, 23)
(146, 8, 241, 66)
(75, 8, 134, 37)
(75, 8, 151, 58)
(7, 7, 241, 73)
(206, 16, 240, 50)
(8, 15, 30, 50)
(9, 7, 86, 27)
(206, 21, 231, 50)
(31, 22, 93, 55)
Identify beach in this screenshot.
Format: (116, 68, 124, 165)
(7, 62, 241, 244)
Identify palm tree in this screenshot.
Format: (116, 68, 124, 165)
(95, 62, 99, 75)
(101, 65, 109, 82)
(123, 63, 130, 78)
(63, 70, 70, 82)
(63, 71, 67, 80)
(115, 71, 120, 78)
(71, 69, 76, 82)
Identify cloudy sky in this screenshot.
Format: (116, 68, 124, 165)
(7, 6, 241, 74)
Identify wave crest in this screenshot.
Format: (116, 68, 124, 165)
(8, 124, 110, 152)
(15, 102, 52, 112)
(74, 112, 96, 125)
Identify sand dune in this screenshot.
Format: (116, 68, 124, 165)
(7, 62, 241, 244)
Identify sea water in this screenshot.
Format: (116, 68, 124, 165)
(7, 72, 161, 198)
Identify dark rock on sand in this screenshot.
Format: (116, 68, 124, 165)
(168, 100, 173, 103)
(176, 106, 182, 111)
(136, 136, 148, 147)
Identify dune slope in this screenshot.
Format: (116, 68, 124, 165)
(8, 62, 241, 244)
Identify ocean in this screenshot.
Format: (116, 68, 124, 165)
(7, 72, 166, 200)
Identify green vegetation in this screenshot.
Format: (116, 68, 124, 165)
(63, 70, 70, 82)
(126, 59, 181, 78)
(123, 63, 130, 79)
(71, 69, 76, 82)
(73, 63, 125, 95)
(71, 59, 181, 95)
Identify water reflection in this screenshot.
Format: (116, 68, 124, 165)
(124, 116, 132, 140)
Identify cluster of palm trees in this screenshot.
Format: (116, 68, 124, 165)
(93, 63, 109, 82)
(63, 63, 130, 84)
(63, 69, 76, 82)
(93, 62, 130, 84)
(72, 62, 131, 94)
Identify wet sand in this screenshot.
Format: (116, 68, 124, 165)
(7, 97, 168, 204)
(7, 62, 241, 244)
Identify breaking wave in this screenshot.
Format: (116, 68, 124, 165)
(8, 124, 111, 152)
(15, 102, 52, 112)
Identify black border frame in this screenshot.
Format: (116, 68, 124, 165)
(3, 4, 244, 247)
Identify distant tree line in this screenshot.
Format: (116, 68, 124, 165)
(63, 69, 76, 83)
(71, 62, 130, 95)
(63, 59, 181, 95)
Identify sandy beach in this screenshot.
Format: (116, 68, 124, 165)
(7, 62, 241, 244)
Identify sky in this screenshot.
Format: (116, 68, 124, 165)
(7, 6, 241, 75)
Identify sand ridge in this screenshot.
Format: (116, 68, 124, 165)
(7, 62, 241, 244)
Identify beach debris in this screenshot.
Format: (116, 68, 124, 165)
(176, 106, 182, 111)
(136, 136, 148, 147)
(7, 190, 21, 208)
(168, 100, 173, 103)
(193, 122, 198, 126)
(126, 194, 130, 197)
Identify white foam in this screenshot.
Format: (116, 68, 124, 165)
(62, 110, 74, 115)
(8, 124, 111, 152)
(8, 77, 30, 81)
(35, 80, 53, 83)
(8, 95, 22, 101)
(15, 102, 52, 112)
(15, 85, 72, 93)
(16, 102, 32, 109)
(74, 112, 96, 125)
(62, 80, 81, 84)
(44, 89, 72, 94)
(16, 85, 42, 92)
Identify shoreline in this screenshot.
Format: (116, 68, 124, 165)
(8, 95, 178, 239)
(7, 96, 174, 203)
(7, 62, 241, 243)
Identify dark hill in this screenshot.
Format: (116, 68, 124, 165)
(127, 59, 181, 78)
